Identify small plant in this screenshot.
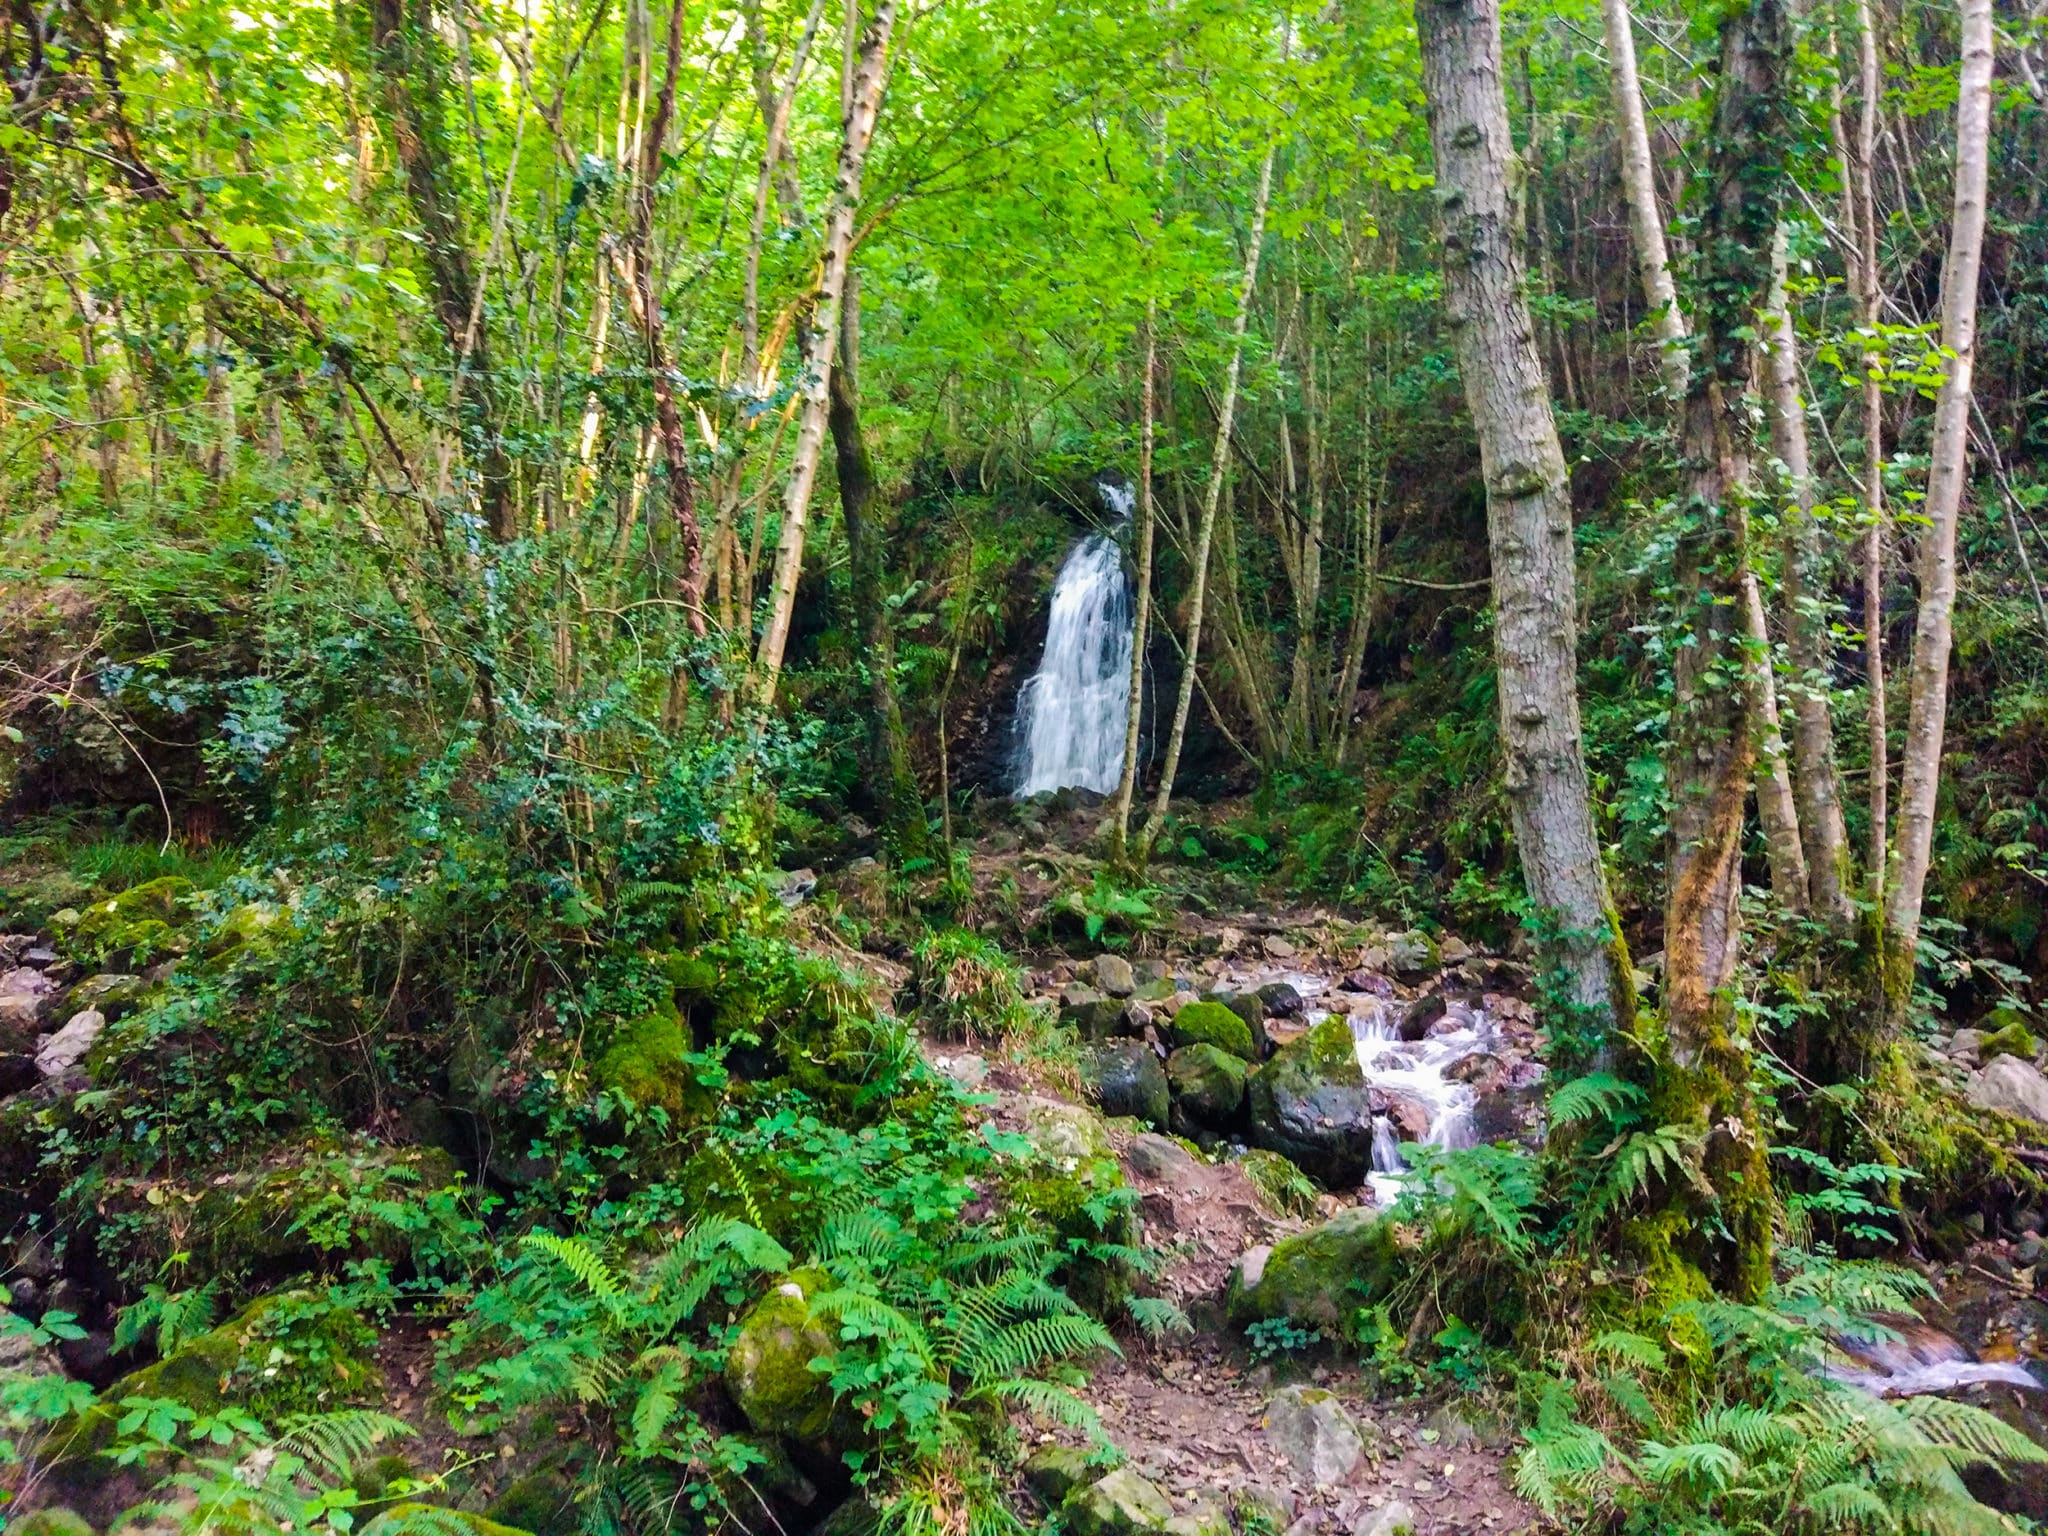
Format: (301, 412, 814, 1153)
(1244, 1316, 1322, 1363)
(910, 925, 1029, 1042)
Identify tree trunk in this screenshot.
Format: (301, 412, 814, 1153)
(1111, 302, 1158, 863)
(1138, 148, 1275, 856)
(830, 272, 926, 861)
(368, 0, 513, 542)
(1661, 0, 1791, 1303)
(1883, 0, 1994, 1014)
(1600, 0, 1688, 399)
(1764, 230, 1854, 922)
(752, 0, 900, 708)
(1743, 571, 1809, 911)
(1414, 0, 1635, 1052)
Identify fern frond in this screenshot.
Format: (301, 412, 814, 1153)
(1125, 1296, 1193, 1340)
(272, 1409, 416, 1479)
(975, 1377, 1105, 1438)
(1548, 1072, 1646, 1127)
(521, 1232, 627, 1316)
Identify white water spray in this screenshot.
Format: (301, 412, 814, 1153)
(1013, 486, 1134, 796)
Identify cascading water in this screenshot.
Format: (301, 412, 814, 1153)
(1013, 485, 1135, 796)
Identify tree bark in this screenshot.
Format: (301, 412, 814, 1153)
(1883, 0, 1994, 1010)
(1414, 0, 1635, 1050)
(1138, 148, 1274, 856)
(1764, 230, 1854, 922)
(752, 0, 900, 708)
(1600, 0, 1688, 399)
(1111, 302, 1158, 862)
(1743, 570, 1809, 911)
(1660, 0, 1791, 1302)
(830, 272, 926, 861)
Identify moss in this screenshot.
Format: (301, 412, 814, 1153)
(594, 1003, 720, 1126)
(70, 877, 194, 963)
(1165, 1045, 1246, 1128)
(353, 1452, 421, 1508)
(485, 1472, 578, 1536)
(1234, 1149, 1320, 1218)
(1226, 1206, 1402, 1331)
(1168, 1001, 1255, 1062)
(381, 1505, 536, 1536)
(1000, 1099, 1136, 1314)
(1981, 1019, 2038, 1063)
(198, 901, 289, 966)
(7, 1511, 96, 1536)
(1063, 1468, 1174, 1536)
(1023, 1444, 1100, 1505)
(723, 1267, 843, 1440)
(0, 869, 91, 929)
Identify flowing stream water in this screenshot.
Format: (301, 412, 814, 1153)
(1013, 486, 1135, 796)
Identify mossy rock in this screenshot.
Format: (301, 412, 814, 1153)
(382, 1505, 536, 1536)
(1063, 1468, 1174, 1536)
(485, 1472, 578, 1536)
(0, 869, 92, 930)
(1165, 1045, 1246, 1129)
(659, 950, 721, 1004)
(1000, 1098, 1136, 1314)
(595, 1003, 721, 1126)
(1084, 1041, 1169, 1128)
(1245, 1016, 1373, 1185)
(197, 901, 290, 966)
(1981, 1020, 2039, 1064)
(352, 1452, 421, 1509)
(1023, 1443, 1101, 1505)
(71, 878, 194, 964)
(8, 1511, 96, 1536)
(1168, 1002, 1255, 1062)
(1226, 1206, 1403, 1332)
(723, 1269, 842, 1440)
(1233, 1149, 1320, 1219)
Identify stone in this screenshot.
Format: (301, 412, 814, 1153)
(1163, 1504, 1231, 1536)
(1155, 990, 1191, 1019)
(1438, 936, 1472, 964)
(1166, 1044, 1248, 1128)
(775, 868, 818, 908)
(36, 1010, 104, 1077)
(1350, 1501, 1416, 1536)
(1397, 995, 1445, 1042)
(1257, 982, 1305, 1019)
(1085, 1041, 1170, 1129)
(1063, 983, 1108, 1011)
(1228, 1206, 1401, 1331)
(1024, 1444, 1100, 1506)
(1171, 1001, 1257, 1062)
(1386, 932, 1439, 980)
(1372, 1089, 1431, 1144)
(1264, 1386, 1365, 1485)
(1132, 959, 1169, 987)
(1064, 1468, 1175, 1536)
(66, 973, 144, 1023)
(8, 1513, 95, 1536)
(1132, 978, 1179, 1003)
(0, 968, 54, 997)
(1246, 1017, 1374, 1184)
(0, 992, 46, 1052)
(1969, 1056, 2048, 1124)
(1230, 1488, 1291, 1536)
(1951, 1028, 1987, 1065)
(929, 1050, 988, 1088)
(1262, 935, 1298, 960)
(1095, 954, 1138, 997)
(1981, 1020, 2039, 1064)
(1443, 1052, 1505, 1093)
(1126, 1132, 1200, 1181)
(724, 1271, 841, 1439)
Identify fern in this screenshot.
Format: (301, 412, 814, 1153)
(1547, 1072, 1646, 1127)
(520, 1231, 627, 1318)
(1125, 1295, 1193, 1339)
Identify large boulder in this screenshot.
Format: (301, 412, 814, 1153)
(1063, 1468, 1175, 1536)
(1227, 1206, 1402, 1332)
(724, 1270, 841, 1439)
(1094, 954, 1137, 998)
(1969, 1056, 2048, 1124)
(1166, 1045, 1246, 1130)
(1169, 1001, 1256, 1062)
(34, 1009, 103, 1077)
(1246, 1016, 1373, 1184)
(1085, 1041, 1169, 1129)
(1265, 1385, 1365, 1484)
(1002, 1098, 1136, 1314)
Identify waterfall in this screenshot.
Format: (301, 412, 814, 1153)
(1013, 488, 1134, 796)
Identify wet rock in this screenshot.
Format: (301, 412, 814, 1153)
(1246, 1017, 1374, 1184)
(1167, 1044, 1248, 1129)
(1386, 931, 1439, 980)
(1444, 1052, 1506, 1093)
(1262, 935, 1298, 960)
(0, 992, 47, 1052)
(1228, 1206, 1401, 1331)
(724, 1271, 841, 1439)
(1133, 958, 1169, 987)
(1132, 978, 1179, 1003)
(1264, 1385, 1364, 1484)
(1170, 1000, 1258, 1062)
(1968, 1056, 2048, 1124)
(1095, 955, 1137, 998)
(35, 1010, 104, 1078)
(1371, 1089, 1431, 1144)
(1085, 1041, 1170, 1129)
(1025, 1444, 1100, 1505)
(1350, 1501, 1416, 1536)
(775, 868, 818, 908)
(1064, 1468, 1175, 1536)
(1257, 982, 1305, 1019)
(1126, 1132, 1200, 1181)
(1397, 995, 1444, 1042)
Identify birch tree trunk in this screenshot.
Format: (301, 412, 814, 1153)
(1600, 0, 1687, 399)
(752, 0, 900, 708)
(1764, 232, 1854, 921)
(1660, 0, 1790, 1302)
(1883, 0, 1994, 1014)
(1414, 0, 1634, 1046)
(1111, 302, 1158, 862)
(1138, 148, 1274, 855)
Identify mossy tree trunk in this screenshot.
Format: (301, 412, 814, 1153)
(1414, 0, 1635, 1059)
(1659, 0, 1792, 1302)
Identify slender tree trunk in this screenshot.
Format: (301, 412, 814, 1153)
(1111, 302, 1158, 862)
(1600, 0, 1688, 398)
(1743, 571, 1809, 910)
(831, 272, 926, 860)
(1882, 0, 1994, 1016)
(1138, 148, 1275, 855)
(1660, 0, 1791, 1303)
(1414, 0, 1635, 1048)
(752, 0, 900, 707)
(1764, 231, 1854, 921)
